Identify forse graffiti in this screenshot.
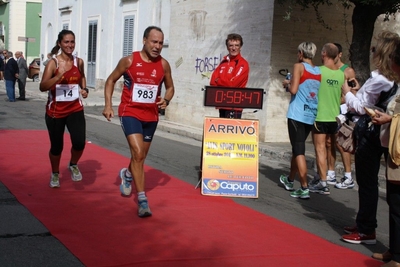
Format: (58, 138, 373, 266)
(195, 54, 223, 74)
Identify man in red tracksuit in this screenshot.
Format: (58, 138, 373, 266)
(210, 33, 250, 119)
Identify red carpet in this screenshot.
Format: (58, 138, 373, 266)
(0, 130, 380, 267)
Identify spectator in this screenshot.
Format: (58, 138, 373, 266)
(309, 43, 345, 195)
(210, 33, 249, 119)
(341, 31, 400, 245)
(279, 42, 321, 199)
(331, 42, 357, 189)
(0, 50, 4, 81)
(15, 51, 28, 100)
(4, 50, 19, 102)
(370, 36, 400, 267)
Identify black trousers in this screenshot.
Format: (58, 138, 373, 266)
(45, 110, 86, 156)
(387, 180, 400, 262)
(17, 78, 26, 98)
(355, 132, 387, 235)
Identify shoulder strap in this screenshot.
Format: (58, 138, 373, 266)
(377, 83, 399, 111)
(52, 57, 58, 69)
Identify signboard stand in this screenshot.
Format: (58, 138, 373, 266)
(196, 86, 265, 198)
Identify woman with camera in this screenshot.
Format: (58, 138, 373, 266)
(341, 31, 400, 247)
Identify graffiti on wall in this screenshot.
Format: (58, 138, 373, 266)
(195, 54, 222, 75)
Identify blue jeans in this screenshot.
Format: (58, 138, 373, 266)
(5, 79, 16, 102)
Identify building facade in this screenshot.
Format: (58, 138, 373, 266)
(40, 0, 399, 142)
(0, 0, 42, 63)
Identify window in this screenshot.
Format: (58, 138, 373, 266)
(123, 16, 135, 57)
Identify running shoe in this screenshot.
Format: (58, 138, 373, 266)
(326, 175, 337, 185)
(290, 188, 310, 199)
(310, 174, 320, 185)
(49, 173, 60, 188)
(138, 198, 152, 217)
(309, 181, 330, 195)
(342, 232, 376, 245)
(335, 176, 355, 189)
(69, 164, 82, 181)
(119, 168, 133, 196)
(279, 175, 294, 191)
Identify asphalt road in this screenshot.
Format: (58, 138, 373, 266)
(0, 82, 390, 266)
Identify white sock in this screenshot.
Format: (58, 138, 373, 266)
(125, 168, 132, 177)
(344, 172, 352, 179)
(327, 170, 335, 178)
(321, 180, 327, 187)
(138, 191, 146, 201)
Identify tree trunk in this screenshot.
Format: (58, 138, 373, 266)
(349, 3, 383, 85)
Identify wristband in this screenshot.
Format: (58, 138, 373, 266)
(164, 98, 170, 106)
(83, 88, 89, 93)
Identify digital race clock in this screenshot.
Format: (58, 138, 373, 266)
(203, 86, 264, 109)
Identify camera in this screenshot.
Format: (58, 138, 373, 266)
(347, 80, 356, 87)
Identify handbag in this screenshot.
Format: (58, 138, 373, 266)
(386, 95, 400, 182)
(354, 83, 399, 144)
(337, 120, 356, 154)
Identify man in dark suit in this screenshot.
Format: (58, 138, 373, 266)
(15, 51, 28, 100)
(4, 50, 19, 102)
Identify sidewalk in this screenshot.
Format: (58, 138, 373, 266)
(12, 80, 387, 189)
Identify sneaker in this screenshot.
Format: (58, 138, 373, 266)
(372, 250, 392, 262)
(279, 175, 294, 191)
(138, 198, 152, 217)
(69, 165, 82, 181)
(335, 176, 355, 189)
(310, 174, 320, 185)
(342, 231, 376, 245)
(343, 225, 357, 234)
(309, 181, 330, 195)
(290, 188, 310, 199)
(119, 168, 133, 196)
(49, 173, 60, 188)
(326, 175, 337, 185)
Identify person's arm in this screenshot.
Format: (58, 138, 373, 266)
(13, 61, 19, 77)
(39, 59, 65, 92)
(157, 58, 175, 109)
(210, 61, 223, 86)
(102, 55, 131, 121)
(344, 67, 357, 96)
(23, 59, 28, 73)
(342, 75, 390, 114)
(372, 110, 393, 125)
(78, 58, 88, 99)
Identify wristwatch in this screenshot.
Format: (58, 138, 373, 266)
(83, 88, 89, 93)
(164, 99, 170, 106)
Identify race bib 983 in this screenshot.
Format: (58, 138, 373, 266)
(132, 83, 158, 103)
